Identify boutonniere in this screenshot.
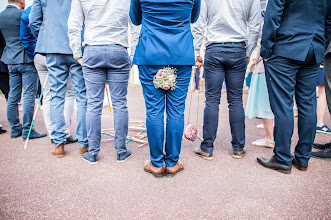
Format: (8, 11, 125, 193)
(153, 67, 177, 90)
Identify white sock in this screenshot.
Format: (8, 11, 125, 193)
(317, 124, 324, 127)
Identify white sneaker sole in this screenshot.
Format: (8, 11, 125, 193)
(82, 156, 98, 165)
(117, 154, 132, 163)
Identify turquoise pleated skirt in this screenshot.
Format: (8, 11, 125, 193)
(245, 72, 274, 119)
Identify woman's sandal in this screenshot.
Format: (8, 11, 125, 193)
(252, 138, 275, 149)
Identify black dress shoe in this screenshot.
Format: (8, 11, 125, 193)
(311, 148, 331, 160)
(0, 127, 7, 134)
(66, 136, 78, 144)
(257, 156, 292, 174)
(313, 142, 331, 150)
(292, 157, 308, 171)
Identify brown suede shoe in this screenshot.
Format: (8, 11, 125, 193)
(292, 157, 308, 171)
(79, 146, 89, 156)
(233, 150, 245, 159)
(51, 144, 65, 158)
(165, 159, 184, 178)
(194, 148, 213, 160)
(144, 160, 165, 178)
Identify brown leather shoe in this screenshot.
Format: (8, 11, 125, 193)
(233, 150, 245, 159)
(165, 159, 184, 178)
(51, 144, 65, 158)
(257, 156, 292, 174)
(194, 148, 213, 160)
(79, 146, 89, 156)
(292, 157, 308, 171)
(144, 160, 165, 178)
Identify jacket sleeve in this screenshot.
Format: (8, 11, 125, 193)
(260, 0, 286, 59)
(130, 0, 142, 25)
(20, 10, 36, 60)
(325, 6, 331, 49)
(191, 0, 201, 23)
(29, 0, 43, 38)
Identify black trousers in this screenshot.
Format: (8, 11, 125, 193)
(0, 72, 9, 100)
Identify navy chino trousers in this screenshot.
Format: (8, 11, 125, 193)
(201, 44, 247, 153)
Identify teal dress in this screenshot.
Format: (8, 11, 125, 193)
(245, 43, 274, 119)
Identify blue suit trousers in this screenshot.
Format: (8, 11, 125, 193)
(264, 45, 319, 166)
(139, 65, 191, 168)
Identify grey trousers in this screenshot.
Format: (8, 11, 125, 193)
(34, 53, 75, 139)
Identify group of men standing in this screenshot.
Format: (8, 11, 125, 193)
(0, 0, 330, 176)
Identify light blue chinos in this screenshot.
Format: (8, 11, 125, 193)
(82, 45, 130, 157)
(46, 54, 88, 148)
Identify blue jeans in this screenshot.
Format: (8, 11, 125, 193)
(46, 54, 88, 148)
(139, 65, 191, 168)
(82, 45, 130, 156)
(7, 64, 38, 137)
(201, 44, 247, 153)
(264, 45, 319, 166)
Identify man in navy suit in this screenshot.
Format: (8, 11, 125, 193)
(0, 0, 46, 140)
(257, 0, 331, 174)
(30, 0, 88, 157)
(130, 0, 200, 177)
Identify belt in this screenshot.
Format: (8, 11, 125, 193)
(37, 53, 46, 56)
(209, 42, 246, 46)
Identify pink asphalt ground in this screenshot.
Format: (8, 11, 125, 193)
(0, 88, 330, 219)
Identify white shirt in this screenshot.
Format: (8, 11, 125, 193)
(193, 0, 261, 57)
(68, 0, 140, 60)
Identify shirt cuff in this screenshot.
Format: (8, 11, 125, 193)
(194, 50, 200, 57)
(73, 50, 82, 60)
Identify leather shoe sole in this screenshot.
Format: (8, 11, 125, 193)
(194, 148, 213, 161)
(292, 157, 308, 171)
(257, 157, 291, 174)
(144, 161, 164, 178)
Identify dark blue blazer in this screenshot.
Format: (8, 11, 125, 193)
(261, 0, 331, 63)
(20, 6, 36, 61)
(0, 5, 32, 65)
(130, 0, 200, 66)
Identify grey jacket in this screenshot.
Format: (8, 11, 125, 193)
(0, 5, 32, 65)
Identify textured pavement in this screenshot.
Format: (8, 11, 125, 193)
(0, 88, 330, 219)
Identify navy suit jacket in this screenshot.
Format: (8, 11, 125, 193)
(130, 0, 200, 65)
(0, 5, 32, 65)
(29, 0, 73, 54)
(261, 0, 331, 63)
(0, 33, 8, 73)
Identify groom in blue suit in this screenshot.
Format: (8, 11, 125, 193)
(30, 0, 88, 157)
(257, 0, 331, 174)
(130, 0, 200, 177)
